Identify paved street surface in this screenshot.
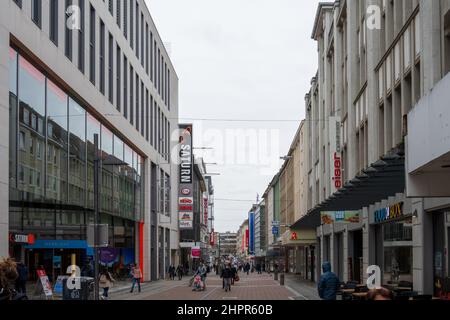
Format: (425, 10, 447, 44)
(111, 272, 319, 300)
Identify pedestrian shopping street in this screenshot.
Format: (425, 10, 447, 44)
(110, 272, 318, 301)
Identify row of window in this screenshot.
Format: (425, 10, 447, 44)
(9, 47, 144, 221)
(12, 0, 172, 153)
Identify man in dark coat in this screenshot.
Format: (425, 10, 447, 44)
(15, 263, 28, 294)
(318, 261, 340, 300)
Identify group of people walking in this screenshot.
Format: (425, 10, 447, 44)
(167, 265, 185, 281)
(98, 262, 142, 300)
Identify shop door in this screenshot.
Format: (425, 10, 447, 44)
(433, 213, 446, 296)
(353, 230, 363, 284)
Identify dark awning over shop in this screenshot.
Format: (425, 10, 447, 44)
(291, 148, 405, 230)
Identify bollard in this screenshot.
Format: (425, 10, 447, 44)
(274, 271, 278, 281)
(280, 273, 285, 286)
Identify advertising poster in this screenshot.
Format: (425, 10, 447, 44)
(179, 124, 194, 230)
(191, 246, 201, 259)
(321, 210, 361, 225)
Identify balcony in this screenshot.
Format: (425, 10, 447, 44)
(406, 72, 450, 197)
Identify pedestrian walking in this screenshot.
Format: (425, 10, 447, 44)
(130, 263, 142, 293)
(221, 264, 233, 292)
(317, 261, 340, 300)
(230, 265, 237, 285)
(99, 269, 115, 300)
(15, 262, 28, 294)
(176, 265, 183, 280)
(245, 262, 250, 275)
(168, 265, 176, 280)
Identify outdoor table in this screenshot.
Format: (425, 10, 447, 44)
(341, 289, 355, 294)
(352, 292, 368, 300)
(394, 287, 413, 291)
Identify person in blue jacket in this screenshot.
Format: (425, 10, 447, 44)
(318, 261, 340, 300)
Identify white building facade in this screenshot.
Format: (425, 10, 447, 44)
(297, 0, 450, 296)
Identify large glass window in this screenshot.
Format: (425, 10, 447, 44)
(9, 48, 18, 195)
(122, 145, 135, 219)
(47, 80, 68, 204)
(101, 126, 114, 214)
(113, 136, 124, 215)
(86, 113, 100, 209)
(382, 218, 413, 285)
(18, 56, 46, 201)
(68, 99, 86, 207)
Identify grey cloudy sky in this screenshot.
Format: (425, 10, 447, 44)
(146, 0, 321, 232)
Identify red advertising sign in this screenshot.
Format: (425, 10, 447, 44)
(333, 152, 342, 189)
(191, 246, 201, 259)
(179, 197, 193, 204)
(203, 198, 208, 225)
(179, 205, 193, 211)
(245, 229, 249, 248)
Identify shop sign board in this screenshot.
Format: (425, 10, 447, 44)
(329, 116, 342, 192)
(179, 212, 194, 229)
(191, 246, 201, 259)
(179, 124, 194, 230)
(272, 226, 279, 235)
(9, 233, 35, 245)
(374, 202, 404, 223)
(321, 210, 361, 225)
(36, 270, 53, 298)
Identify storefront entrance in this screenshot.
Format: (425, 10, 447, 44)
(433, 212, 448, 297)
(26, 248, 86, 282)
(350, 230, 363, 283)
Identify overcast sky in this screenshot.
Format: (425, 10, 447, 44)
(146, 0, 321, 233)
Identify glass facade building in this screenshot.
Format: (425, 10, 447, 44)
(8, 47, 144, 281)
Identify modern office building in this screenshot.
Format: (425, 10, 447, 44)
(217, 232, 237, 258)
(1, 0, 179, 282)
(292, 0, 450, 296)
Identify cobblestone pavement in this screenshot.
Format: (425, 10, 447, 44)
(111, 272, 308, 301)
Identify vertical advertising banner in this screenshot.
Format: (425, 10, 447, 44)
(249, 212, 255, 255)
(203, 197, 208, 226)
(245, 229, 249, 250)
(179, 124, 194, 230)
(329, 116, 342, 194)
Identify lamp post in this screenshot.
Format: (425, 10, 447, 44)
(93, 134, 128, 301)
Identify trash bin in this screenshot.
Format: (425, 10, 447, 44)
(62, 277, 94, 300)
(280, 273, 285, 286)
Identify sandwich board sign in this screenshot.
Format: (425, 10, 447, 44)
(35, 269, 53, 300)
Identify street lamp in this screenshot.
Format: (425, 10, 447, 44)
(93, 134, 128, 301)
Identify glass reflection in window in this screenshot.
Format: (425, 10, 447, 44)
(47, 79, 68, 203)
(18, 56, 46, 201)
(69, 98, 86, 207)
